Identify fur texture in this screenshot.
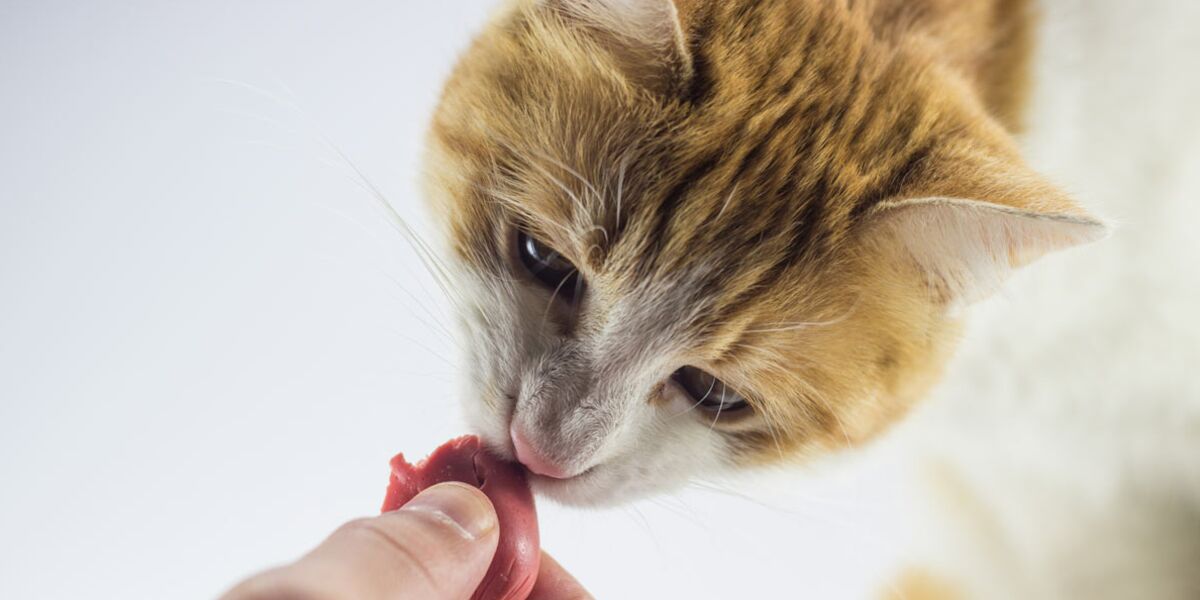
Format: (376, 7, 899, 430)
(882, 0, 1200, 596)
(422, 0, 1105, 506)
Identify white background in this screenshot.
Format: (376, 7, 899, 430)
(0, 2, 914, 598)
(6, 1, 1200, 599)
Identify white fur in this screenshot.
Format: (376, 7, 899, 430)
(452, 245, 734, 506)
(886, 0, 1200, 596)
(450, 1, 1200, 593)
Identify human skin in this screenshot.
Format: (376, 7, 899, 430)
(221, 483, 590, 600)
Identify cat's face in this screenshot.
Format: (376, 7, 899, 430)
(422, 0, 1105, 506)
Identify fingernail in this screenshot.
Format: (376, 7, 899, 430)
(401, 482, 497, 541)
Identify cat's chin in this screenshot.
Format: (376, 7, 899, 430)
(525, 465, 688, 508)
(528, 471, 639, 508)
(465, 415, 691, 506)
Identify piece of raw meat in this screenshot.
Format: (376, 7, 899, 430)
(382, 436, 540, 600)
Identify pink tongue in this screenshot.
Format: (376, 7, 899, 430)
(381, 436, 540, 600)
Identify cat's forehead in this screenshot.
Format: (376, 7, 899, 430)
(427, 0, 981, 344)
(433, 1, 954, 259)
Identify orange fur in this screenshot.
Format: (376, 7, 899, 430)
(882, 568, 966, 600)
(423, 0, 1100, 467)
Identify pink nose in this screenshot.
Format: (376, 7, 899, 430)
(510, 425, 571, 479)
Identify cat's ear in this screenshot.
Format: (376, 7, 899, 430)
(543, 0, 694, 94)
(862, 195, 1109, 308)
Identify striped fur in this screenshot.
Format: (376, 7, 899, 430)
(422, 0, 1103, 504)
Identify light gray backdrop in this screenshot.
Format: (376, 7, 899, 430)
(0, 2, 908, 598)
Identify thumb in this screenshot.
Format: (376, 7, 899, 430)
(224, 482, 500, 600)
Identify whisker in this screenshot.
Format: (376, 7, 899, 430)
(539, 267, 580, 333)
(746, 293, 863, 334)
(794, 376, 855, 451)
(380, 325, 458, 370)
(312, 202, 458, 334)
(215, 78, 470, 318)
(483, 188, 577, 242)
(757, 404, 791, 462)
(615, 152, 631, 234)
(646, 496, 709, 532)
(621, 504, 663, 554)
(706, 385, 727, 435)
(685, 480, 806, 515)
(524, 148, 603, 211)
(715, 183, 738, 221)
(669, 374, 719, 419)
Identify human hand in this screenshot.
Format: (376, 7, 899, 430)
(221, 482, 590, 600)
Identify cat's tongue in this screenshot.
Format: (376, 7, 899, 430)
(381, 436, 540, 600)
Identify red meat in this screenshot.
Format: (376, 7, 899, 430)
(382, 436, 540, 600)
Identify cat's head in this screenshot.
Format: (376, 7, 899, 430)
(422, 0, 1106, 506)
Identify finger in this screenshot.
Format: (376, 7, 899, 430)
(528, 551, 593, 600)
(222, 482, 500, 600)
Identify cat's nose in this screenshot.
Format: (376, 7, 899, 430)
(510, 424, 571, 479)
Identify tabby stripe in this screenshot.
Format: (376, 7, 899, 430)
(849, 141, 934, 221)
(788, 169, 831, 260)
(640, 153, 722, 276)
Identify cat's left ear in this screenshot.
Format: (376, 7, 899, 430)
(862, 192, 1109, 308)
(544, 0, 694, 94)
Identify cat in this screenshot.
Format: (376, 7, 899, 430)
(422, 0, 1103, 505)
(414, 0, 1200, 596)
(875, 0, 1200, 596)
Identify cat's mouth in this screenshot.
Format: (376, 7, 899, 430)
(510, 423, 601, 486)
(487, 395, 612, 504)
(525, 465, 596, 485)
(524, 464, 613, 506)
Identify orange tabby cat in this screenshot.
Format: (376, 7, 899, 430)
(422, 0, 1103, 529)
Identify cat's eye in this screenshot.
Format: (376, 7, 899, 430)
(517, 231, 583, 301)
(672, 367, 750, 413)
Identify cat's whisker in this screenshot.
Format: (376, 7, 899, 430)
(791, 375, 855, 452)
(621, 504, 665, 554)
(380, 326, 458, 370)
(524, 148, 604, 212)
(211, 77, 312, 121)
(706, 386, 727, 435)
(480, 183, 578, 243)
(318, 159, 467, 316)
(686, 479, 824, 515)
(334, 168, 463, 306)
(669, 375, 719, 419)
(313, 141, 467, 316)
(378, 271, 462, 345)
(745, 298, 861, 334)
(687, 479, 906, 562)
(744, 321, 839, 334)
(217, 77, 465, 309)
(336, 155, 464, 304)
(757, 403, 792, 463)
(539, 267, 581, 334)
(589, 225, 610, 247)
(715, 183, 739, 221)
(614, 152, 631, 234)
(646, 495, 710, 532)
(515, 153, 592, 222)
(310, 202, 460, 338)
(214, 78, 475, 352)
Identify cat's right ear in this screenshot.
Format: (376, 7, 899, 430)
(860, 196, 1109, 309)
(541, 0, 694, 95)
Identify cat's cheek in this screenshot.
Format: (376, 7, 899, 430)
(460, 399, 512, 459)
(455, 347, 519, 461)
